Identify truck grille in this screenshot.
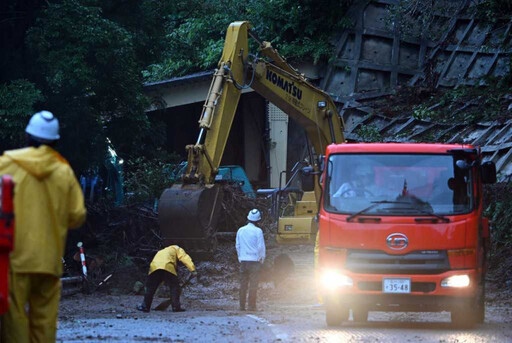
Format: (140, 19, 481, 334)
(346, 250, 449, 275)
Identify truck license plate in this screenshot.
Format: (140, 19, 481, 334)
(382, 278, 411, 293)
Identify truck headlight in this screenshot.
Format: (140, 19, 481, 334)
(441, 275, 470, 288)
(322, 270, 353, 289)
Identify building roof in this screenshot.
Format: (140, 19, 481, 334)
(143, 70, 214, 90)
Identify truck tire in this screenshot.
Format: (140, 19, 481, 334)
(326, 303, 349, 327)
(352, 307, 368, 322)
(451, 301, 480, 329)
(451, 279, 486, 329)
(451, 308, 477, 329)
(476, 283, 486, 324)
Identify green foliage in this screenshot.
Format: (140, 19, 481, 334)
(483, 183, 512, 285)
(22, 0, 157, 173)
(473, 0, 512, 25)
(123, 152, 181, 203)
(396, 78, 512, 129)
(484, 183, 512, 249)
(248, 0, 353, 63)
(144, 15, 230, 80)
(355, 125, 382, 142)
(412, 105, 435, 120)
(388, 0, 459, 41)
(1, 0, 355, 177)
(144, 0, 354, 81)
(0, 79, 44, 151)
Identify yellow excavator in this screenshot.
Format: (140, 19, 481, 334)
(158, 21, 345, 256)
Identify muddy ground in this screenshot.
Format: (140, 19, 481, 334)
(57, 242, 512, 342)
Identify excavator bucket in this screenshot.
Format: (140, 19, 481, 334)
(158, 184, 224, 259)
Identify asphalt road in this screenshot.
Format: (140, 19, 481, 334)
(57, 245, 512, 342)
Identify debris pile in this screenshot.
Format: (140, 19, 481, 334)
(64, 201, 162, 293)
(64, 184, 276, 294)
(217, 184, 275, 234)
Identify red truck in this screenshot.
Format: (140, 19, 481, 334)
(317, 143, 496, 328)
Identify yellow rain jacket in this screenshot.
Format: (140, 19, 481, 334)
(149, 245, 196, 276)
(0, 145, 86, 276)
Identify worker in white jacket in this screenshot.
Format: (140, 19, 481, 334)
(235, 209, 265, 311)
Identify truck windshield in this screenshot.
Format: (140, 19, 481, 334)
(324, 154, 474, 216)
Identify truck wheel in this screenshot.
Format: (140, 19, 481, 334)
(326, 303, 349, 327)
(476, 283, 486, 324)
(352, 307, 368, 322)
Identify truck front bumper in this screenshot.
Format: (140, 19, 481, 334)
(325, 294, 475, 312)
(320, 269, 480, 312)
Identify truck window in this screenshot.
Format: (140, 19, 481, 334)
(324, 154, 473, 216)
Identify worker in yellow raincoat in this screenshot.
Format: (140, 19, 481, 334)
(0, 111, 86, 343)
(137, 245, 197, 313)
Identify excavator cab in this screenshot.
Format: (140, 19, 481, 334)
(274, 164, 320, 244)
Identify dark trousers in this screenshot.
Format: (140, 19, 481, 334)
(141, 270, 181, 310)
(239, 261, 261, 310)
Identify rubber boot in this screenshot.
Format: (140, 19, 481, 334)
(137, 304, 150, 313)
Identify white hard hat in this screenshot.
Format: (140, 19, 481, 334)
(247, 208, 261, 222)
(25, 110, 60, 141)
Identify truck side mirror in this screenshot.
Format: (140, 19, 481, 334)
(481, 161, 497, 184)
(317, 155, 325, 173)
(456, 159, 473, 170)
(300, 167, 314, 192)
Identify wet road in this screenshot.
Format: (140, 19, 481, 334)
(57, 245, 512, 342)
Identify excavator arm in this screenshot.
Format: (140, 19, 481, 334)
(183, 22, 249, 185)
(184, 21, 344, 184)
(251, 39, 344, 153)
(158, 21, 345, 256)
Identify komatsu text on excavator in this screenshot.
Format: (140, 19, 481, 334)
(157, 21, 345, 256)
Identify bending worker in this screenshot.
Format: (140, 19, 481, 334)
(0, 111, 87, 342)
(236, 209, 266, 311)
(137, 245, 197, 313)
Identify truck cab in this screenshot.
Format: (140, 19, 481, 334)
(317, 143, 496, 328)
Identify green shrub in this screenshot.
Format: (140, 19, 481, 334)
(355, 125, 382, 142)
(123, 153, 181, 204)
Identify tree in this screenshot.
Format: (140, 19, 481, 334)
(25, 0, 152, 173)
(1, 0, 354, 176)
(0, 80, 44, 151)
(143, 0, 354, 81)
